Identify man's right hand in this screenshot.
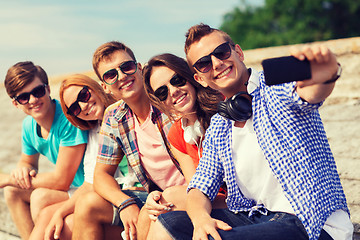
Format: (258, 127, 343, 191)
(192, 216, 232, 240)
(120, 203, 141, 240)
(10, 167, 37, 189)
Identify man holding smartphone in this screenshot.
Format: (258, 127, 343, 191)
(155, 23, 353, 240)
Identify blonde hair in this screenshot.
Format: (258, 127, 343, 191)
(59, 74, 116, 130)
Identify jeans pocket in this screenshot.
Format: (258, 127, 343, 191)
(270, 212, 308, 237)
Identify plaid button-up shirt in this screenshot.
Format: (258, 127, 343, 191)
(97, 100, 172, 192)
(188, 70, 349, 240)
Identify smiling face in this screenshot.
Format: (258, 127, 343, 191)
(150, 66, 197, 117)
(187, 31, 248, 98)
(63, 85, 104, 121)
(97, 50, 144, 102)
(12, 76, 52, 119)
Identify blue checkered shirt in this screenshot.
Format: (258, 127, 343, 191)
(188, 71, 349, 240)
(97, 100, 172, 192)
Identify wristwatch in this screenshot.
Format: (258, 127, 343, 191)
(324, 62, 342, 84)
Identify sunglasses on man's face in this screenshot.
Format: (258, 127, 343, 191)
(193, 42, 232, 73)
(14, 84, 47, 105)
(102, 60, 137, 85)
(67, 86, 91, 116)
(154, 74, 187, 101)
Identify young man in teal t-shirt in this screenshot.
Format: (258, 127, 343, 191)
(1, 61, 88, 240)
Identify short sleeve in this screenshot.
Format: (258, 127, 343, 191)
(22, 116, 38, 156)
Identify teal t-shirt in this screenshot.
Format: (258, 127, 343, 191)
(22, 99, 88, 187)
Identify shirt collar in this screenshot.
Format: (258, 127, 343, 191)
(246, 68, 260, 94)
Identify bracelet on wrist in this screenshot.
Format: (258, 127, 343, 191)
(324, 62, 342, 84)
(117, 197, 135, 208)
(117, 198, 137, 213)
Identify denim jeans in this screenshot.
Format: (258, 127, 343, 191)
(157, 209, 333, 240)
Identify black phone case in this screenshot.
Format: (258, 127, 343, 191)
(261, 56, 311, 85)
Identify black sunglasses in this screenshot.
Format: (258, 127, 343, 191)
(14, 84, 47, 105)
(154, 74, 187, 101)
(193, 42, 232, 73)
(67, 86, 91, 116)
(102, 60, 137, 85)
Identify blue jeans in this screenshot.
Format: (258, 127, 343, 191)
(158, 210, 333, 240)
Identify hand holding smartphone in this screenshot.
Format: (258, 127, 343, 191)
(261, 56, 312, 86)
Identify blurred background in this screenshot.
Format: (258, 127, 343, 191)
(1, 0, 359, 79)
(0, 0, 359, 239)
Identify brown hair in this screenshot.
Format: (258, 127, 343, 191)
(143, 53, 223, 130)
(59, 74, 116, 130)
(184, 23, 235, 72)
(4, 61, 48, 98)
(92, 41, 137, 81)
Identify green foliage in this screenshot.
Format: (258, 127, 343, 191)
(220, 0, 360, 49)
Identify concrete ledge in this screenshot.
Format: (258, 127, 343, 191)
(0, 189, 19, 237)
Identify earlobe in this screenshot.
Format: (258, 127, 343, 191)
(12, 99, 19, 108)
(100, 82, 111, 94)
(137, 63, 142, 72)
(46, 85, 51, 95)
(194, 73, 208, 88)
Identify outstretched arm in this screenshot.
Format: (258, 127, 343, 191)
(290, 44, 340, 104)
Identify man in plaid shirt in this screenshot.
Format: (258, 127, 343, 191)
(72, 41, 185, 240)
(156, 24, 353, 240)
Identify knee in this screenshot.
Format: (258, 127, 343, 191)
(30, 188, 54, 220)
(4, 186, 22, 204)
(30, 188, 56, 213)
(37, 204, 55, 220)
(161, 185, 187, 210)
(74, 191, 105, 220)
(30, 188, 52, 205)
(147, 220, 172, 240)
(56, 214, 74, 240)
(162, 185, 186, 201)
(64, 214, 74, 231)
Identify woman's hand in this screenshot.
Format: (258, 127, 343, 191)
(44, 211, 65, 240)
(144, 191, 174, 221)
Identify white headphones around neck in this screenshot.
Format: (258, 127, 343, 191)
(182, 119, 204, 145)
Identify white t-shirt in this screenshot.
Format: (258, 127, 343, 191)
(232, 118, 353, 240)
(83, 124, 100, 184)
(83, 123, 137, 187)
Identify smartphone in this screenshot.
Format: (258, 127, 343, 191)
(261, 56, 311, 85)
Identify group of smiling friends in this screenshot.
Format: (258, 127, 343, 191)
(1, 23, 353, 240)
